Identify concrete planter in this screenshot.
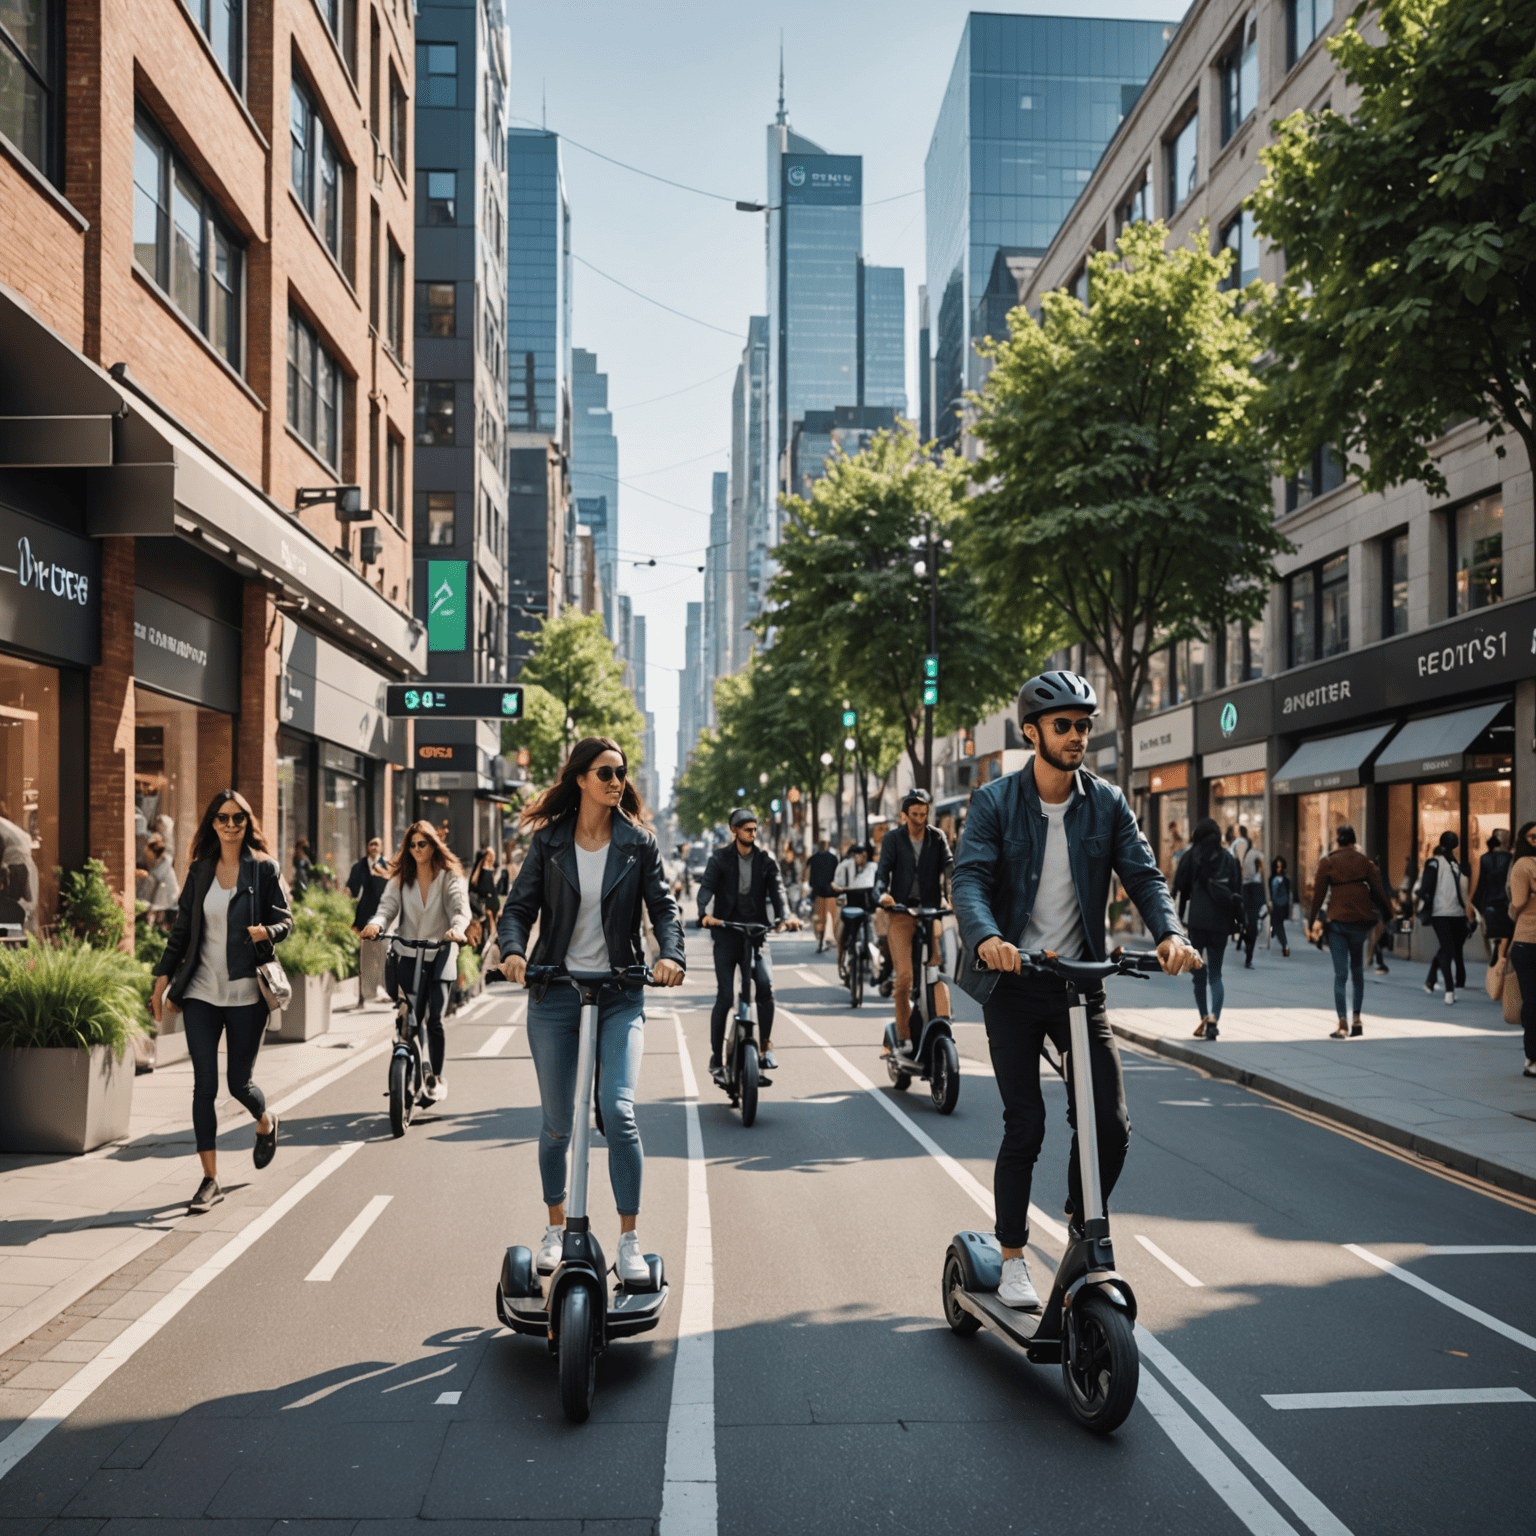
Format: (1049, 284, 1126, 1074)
(0, 1044, 136, 1153)
(267, 973, 333, 1041)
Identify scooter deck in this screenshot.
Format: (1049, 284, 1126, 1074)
(498, 1283, 669, 1340)
(956, 1288, 1063, 1364)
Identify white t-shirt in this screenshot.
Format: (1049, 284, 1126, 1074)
(566, 842, 611, 972)
(834, 858, 877, 897)
(185, 880, 261, 1007)
(1430, 856, 1465, 919)
(1021, 797, 1088, 959)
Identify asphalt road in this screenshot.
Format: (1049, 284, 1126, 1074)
(1, 928, 1531, 1535)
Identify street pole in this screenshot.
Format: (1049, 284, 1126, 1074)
(922, 516, 938, 792)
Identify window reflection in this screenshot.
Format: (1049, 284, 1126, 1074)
(0, 656, 58, 935)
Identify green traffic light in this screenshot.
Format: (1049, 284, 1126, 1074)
(923, 684, 938, 707)
(842, 709, 857, 728)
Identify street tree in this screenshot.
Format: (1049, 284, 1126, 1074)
(1252, 0, 1536, 491)
(766, 422, 1017, 791)
(501, 610, 645, 786)
(967, 220, 1288, 784)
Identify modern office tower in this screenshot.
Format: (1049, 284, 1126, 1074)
(617, 593, 635, 691)
(677, 601, 704, 778)
(571, 349, 619, 637)
(730, 316, 770, 671)
(790, 407, 900, 495)
(703, 472, 731, 724)
(925, 12, 1173, 445)
(918, 285, 932, 441)
(506, 128, 574, 662)
(413, 0, 513, 855)
(858, 263, 907, 413)
(631, 614, 659, 808)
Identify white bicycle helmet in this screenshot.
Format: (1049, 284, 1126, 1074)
(1017, 670, 1098, 726)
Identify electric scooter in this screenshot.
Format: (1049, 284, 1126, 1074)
(941, 947, 1174, 1434)
(839, 904, 880, 1008)
(374, 934, 451, 1138)
(495, 966, 668, 1424)
(711, 919, 780, 1127)
(879, 903, 961, 1114)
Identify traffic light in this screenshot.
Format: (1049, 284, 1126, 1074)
(923, 683, 938, 707)
(842, 708, 857, 728)
(770, 798, 781, 814)
(923, 654, 939, 681)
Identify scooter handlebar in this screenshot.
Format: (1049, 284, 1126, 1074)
(523, 964, 658, 988)
(883, 904, 954, 919)
(973, 946, 1170, 982)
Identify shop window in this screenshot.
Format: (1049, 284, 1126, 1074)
(1382, 528, 1409, 637)
(1284, 445, 1346, 511)
(1209, 770, 1266, 858)
(385, 431, 404, 527)
(415, 380, 455, 445)
(390, 766, 410, 850)
(1117, 168, 1150, 233)
(319, 0, 358, 74)
(0, 655, 59, 935)
(1385, 781, 1414, 899)
(291, 75, 347, 266)
(1450, 491, 1502, 613)
(388, 64, 408, 171)
(386, 237, 405, 356)
(1296, 787, 1365, 911)
(1467, 779, 1511, 905)
(134, 110, 245, 369)
(1, 0, 61, 184)
(426, 491, 454, 546)
(416, 41, 456, 106)
(419, 169, 456, 225)
(416, 280, 456, 337)
(277, 731, 313, 888)
(1416, 780, 1460, 873)
(1164, 108, 1198, 214)
(1219, 10, 1258, 144)
(287, 308, 343, 468)
(1219, 207, 1258, 290)
(321, 747, 367, 879)
(1287, 0, 1329, 69)
(134, 690, 233, 887)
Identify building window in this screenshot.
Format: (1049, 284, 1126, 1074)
(1288, 568, 1317, 667)
(1320, 552, 1348, 657)
(1287, 0, 1329, 68)
(184, 0, 243, 91)
(416, 281, 455, 336)
(318, 0, 357, 73)
(1116, 169, 1150, 233)
(287, 308, 342, 468)
(1164, 110, 1199, 214)
(1284, 445, 1346, 512)
(416, 41, 456, 106)
(426, 492, 454, 546)
(1451, 491, 1503, 613)
(1, 0, 60, 183)
(1382, 529, 1409, 637)
(386, 238, 405, 356)
(291, 76, 344, 263)
(415, 381, 455, 445)
(1222, 616, 1264, 686)
(419, 170, 455, 225)
(388, 65, 407, 171)
(1219, 208, 1258, 290)
(386, 431, 404, 526)
(1219, 10, 1258, 145)
(133, 111, 244, 369)
(1288, 552, 1348, 667)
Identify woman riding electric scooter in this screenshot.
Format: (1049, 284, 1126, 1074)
(498, 736, 685, 1289)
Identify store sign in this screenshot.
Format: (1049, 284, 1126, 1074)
(1132, 705, 1193, 768)
(414, 741, 475, 770)
(386, 684, 523, 719)
(0, 504, 100, 666)
(1194, 680, 1274, 752)
(133, 589, 240, 713)
(782, 154, 861, 206)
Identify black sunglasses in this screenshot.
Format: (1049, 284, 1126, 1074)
(1047, 717, 1094, 737)
(409, 837, 432, 849)
(593, 765, 627, 783)
(214, 810, 248, 827)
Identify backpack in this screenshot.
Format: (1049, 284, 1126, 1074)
(1200, 854, 1247, 937)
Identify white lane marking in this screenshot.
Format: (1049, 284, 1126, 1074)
(1264, 1388, 1534, 1410)
(262, 1040, 394, 1121)
(0, 1142, 364, 1481)
(660, 1012, 716, 1536)
(1137, 1329, 1355, 1536)
(780, 1004, 1350, 1536)
(1136, 1372, 1301, 1536)
(474, 1026, 517, 1058)
(1422, 1245, 1536, 1255)
(1135, 1233, 1205, 1288)
(435, 1391, 462, 1405)
(1344, 1244, 1536, 1354)
(795, 967, 828, 987)
(305, 1195, 394, 1282)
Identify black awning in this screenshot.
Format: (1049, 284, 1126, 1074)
(1372, 702, 1507, 783)
(1273, 723, 1397, 795)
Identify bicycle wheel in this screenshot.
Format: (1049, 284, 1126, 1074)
(1062, 1291, 1139, 1434)
(739, 1041, 760, 1127)
(388, 1054, 411, 1137)
(557, 1285, 598, 1423)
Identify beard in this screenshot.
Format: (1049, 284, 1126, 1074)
(1035, 733, 1084, 775)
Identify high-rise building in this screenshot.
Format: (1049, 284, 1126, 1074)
(703, 471, 731, 724)
(731, 316, 769, 670)
(926, 13, 1173, 446)
(677, 601, 704, 780)
(571, 348, 619, 635)
(413, 0, 512, 856)
(859, 263, 907, 413)
(917, 284, 933, 442)
(506, 129, 573, 662)
(631, 614, 659, 809)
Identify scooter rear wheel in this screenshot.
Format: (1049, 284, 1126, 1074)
(931, 1037, 961, 1115)
(942, 1252, 981, 1335)
(739, 1042, 760, 1127)
(849, 953, 863, 1008)
(558, 1285, 598, 1423)
(388, 1055, 412, 1138)
(1062, 1290, 1138, 1434)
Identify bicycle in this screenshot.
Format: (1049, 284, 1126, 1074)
(838, 902, 879, 1009)
(373, 934, 451, 1138)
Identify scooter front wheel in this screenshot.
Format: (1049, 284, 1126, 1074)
(558, 1285, 598, 1423)
(942, 1252, 981, 1336)
(1062, 1290, 1138, 1434)
(738, 1042, 760, 1127)
(388, 1054, 412, 1137)
(931, 1037, 960, 1115)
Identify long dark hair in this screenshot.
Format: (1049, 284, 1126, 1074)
(1270, 855, 1287, 877)
(188, 789, 271, 869)
(1189, 817, 1224, 878)
(520, 735, 646, 830)
(1513, 821, 1536, 863)
(386, 819, 464, 881)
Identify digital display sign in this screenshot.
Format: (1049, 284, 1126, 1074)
(386, 685, 524, 719)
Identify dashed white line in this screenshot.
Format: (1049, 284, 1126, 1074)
(305, 1195, 393, 1282)
(1344, 1244, 1536, 1354)
(1421, 1245, 1536, 1255)
(435, 1391, 462, 1405)
(1264, 1388, 1534, 1410)
(474, 1026, 517, 1058)
(1136, 1233, 1205, 1287)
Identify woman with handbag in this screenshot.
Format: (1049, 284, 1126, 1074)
(151, 790, 293, 1215)
(1505, 822, 1536, 1079)
(1418, 831, 1476, 1002)
(1173, 818, 1242, 1040)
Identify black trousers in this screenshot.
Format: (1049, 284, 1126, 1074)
(983, 977, 1130, 1250)
(1427, 916, 1468, 991)
(181, 997, 269, 1153)
(1508, 942, 1536, 1061)
(1242, 884, 1266, 962)
(388, 950, 452, 1075)
(710, 931, 774, 1060)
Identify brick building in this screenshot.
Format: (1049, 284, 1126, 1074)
(0, 0, 424, 962)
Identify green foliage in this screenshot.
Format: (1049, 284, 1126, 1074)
(134, 904, 167, 970)
(457, 945, 481, 988)
(286, 887, 359, 978)
(968, 220, 1287, 779)
(765, 421, 1018, 785)
(57, 858, 126, 951)
(0, 940, 150, 1058)
(1251, 0, 1536, 490)
(502, 611, 645, 787)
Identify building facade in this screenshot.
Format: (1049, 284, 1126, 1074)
(676, 599, 703, 783)
(702, 470, 730, 726)
(570, 346, 618, 635)
(0, 0, 423, 958)
(730, 314, 768, 673)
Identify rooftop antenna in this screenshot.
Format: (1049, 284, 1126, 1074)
(542, 78, 547, 130)
(776, 32, 786, 126)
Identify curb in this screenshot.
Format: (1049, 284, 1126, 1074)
(1110, 1019, 1536, 1204)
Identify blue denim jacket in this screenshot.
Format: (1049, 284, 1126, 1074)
(951, 760, 1184, 1005)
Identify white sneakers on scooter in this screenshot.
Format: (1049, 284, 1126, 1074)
(999, 1256, 1041, 1310)
(617, 1231, 651, 1286)
(536, 1224, 564, 1273)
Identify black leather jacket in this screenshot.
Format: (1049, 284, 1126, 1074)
(875, 824, 953, 909)
(497, 814, 685, 995)
(155, 851, 294, 1005)
(696, 842, 787, 929)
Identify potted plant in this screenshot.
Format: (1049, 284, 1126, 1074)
(267, 910, 345, 1041)
(0, 941, 149, 1153)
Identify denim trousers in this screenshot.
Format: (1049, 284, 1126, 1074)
(1188, 927, 1227, 1020)
(1327, 920, 1373, 1016)
(180, 997, 269, 1153)
(527, 984, 645, 1217)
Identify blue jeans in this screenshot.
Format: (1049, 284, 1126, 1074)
(1327, 921, 1373, 1017)
(1188, 927, 1227, 1020)
(527, 985, 646, 1217)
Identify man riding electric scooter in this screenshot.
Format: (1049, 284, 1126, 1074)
(877, 789, 953, 1059)
(952, 671, 1200, 1310)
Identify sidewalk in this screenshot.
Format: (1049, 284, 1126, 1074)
(1108, 933, 1536, 1199)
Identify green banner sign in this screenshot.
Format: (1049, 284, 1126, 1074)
(427, 560, 467, 651)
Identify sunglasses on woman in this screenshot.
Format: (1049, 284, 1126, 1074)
(214, 810, 248, 827)
(409, 838, 432, 850)
(593, 765, 627, 783)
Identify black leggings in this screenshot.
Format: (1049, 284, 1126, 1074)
(390, 951, 452, 1074)
(1427, 916, 1468, 991)
(710, 931, 774, 1059)
(983, 977, 1130, 1250)
(181, 997, 269, 1153)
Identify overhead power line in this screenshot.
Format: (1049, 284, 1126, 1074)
(611, 367, 737, 411)
(572, 254, 745, 339)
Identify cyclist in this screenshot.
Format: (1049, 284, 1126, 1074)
(833, 841, 878, 978)
(953, 671, 1198, 1310)
(698, 807, 800, 1084)
(876, 789, 954, 1058)
(361, 821, 472, 1104)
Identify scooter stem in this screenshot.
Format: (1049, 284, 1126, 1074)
(567, 989, 601, 1223)
(1067, 998, 1103, 1227)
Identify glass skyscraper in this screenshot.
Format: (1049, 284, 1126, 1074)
(571, 348, 618, 637)
(859, 262, 907, 413)
(507, 129, 571, 437)
(926, 13, 1174, 444)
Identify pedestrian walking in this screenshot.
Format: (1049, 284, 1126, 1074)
(1236, 831, 1266, 967)
(806, 837, 839, 952)
(1173, 818, 1243, 1040)
(1307, 824, 1394, 1039)
(346, 836, 390, 1000)
(150, 790, 293, 1215)
(1417, 831, 1476, 1002)
(136, 833, 181, 926)
(1268, 857, 1292, 956)
(1504, 821, 1536, 1079)
(1367, 848, 1396, 974)
(1474, 831, 1514, 968)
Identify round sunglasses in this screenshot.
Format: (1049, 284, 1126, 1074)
(591, 764, 627, 783)
(214, 810, 248, 827)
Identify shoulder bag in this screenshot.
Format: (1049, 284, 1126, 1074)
(254, 859, 292, 1013)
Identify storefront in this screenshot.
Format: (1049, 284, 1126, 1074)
(1130, 705, 1194, 876)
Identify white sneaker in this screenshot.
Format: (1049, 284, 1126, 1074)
(535, 1224, 564, 1273)
(429, 1078, 448, 1102)
(998, 1255, 1041, 1310)
(617, 1231, 650, 1286)
(1446, 989, 1456, 1005)
(1423, 983, 1435, 995)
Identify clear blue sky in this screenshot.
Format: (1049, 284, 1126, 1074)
(505, 1, 1182, 796)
